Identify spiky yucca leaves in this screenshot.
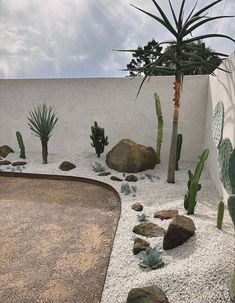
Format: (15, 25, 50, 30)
(28, 103, 58, 164)
(119, 0, 234, 183)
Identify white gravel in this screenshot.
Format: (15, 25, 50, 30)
(2, 151, 234, 303)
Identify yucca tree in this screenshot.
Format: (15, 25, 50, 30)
(121, 0, 234, 183)
(28, 103, 58, 164)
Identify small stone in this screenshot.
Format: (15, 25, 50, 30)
(163, 215, 196, 250)
(133, 237, 149, 255)
(110, 176, 123, 181)
(133, 222, 165, 238)
(125, 175, 138, 182)
(98, 171, 111, 176)
(127, 285, 169, 303)
(59, 161, 76, 171)
(0, 160, 11, 166)
(12, 161, 27, 167)
(132, 203, 143, 212)
(154, 209, 178, 220)
(0, 145, 14, 158)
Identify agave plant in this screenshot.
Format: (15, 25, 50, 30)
(27, 103, 58, 164)
(137, 213, 149, 222)
(120, 0, 234, 183)
(139, 246, 164, 269)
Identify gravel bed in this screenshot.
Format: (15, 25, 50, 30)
(2, 151, 234, 303)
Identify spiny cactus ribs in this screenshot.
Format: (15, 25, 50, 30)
(212, 101, 224, 148)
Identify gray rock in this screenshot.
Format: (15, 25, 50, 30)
(98, 171, 111, 176)
(125, 175, 138, 182)
(110, 176, 123, 181)
(133, 222, 165, 238)
(132, 203, 143, 212)
(163, 215, 196, 250)
(127, 285, 169, 303)
(0, 160, 11, 166)
(59, 161, 76, 171)
(12, 161, 27, 167)
(0, 145, 14, 158)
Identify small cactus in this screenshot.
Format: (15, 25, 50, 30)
(16, 131, 26, 159)
(90, 121, 108, 158)
(216, 201, 224, 230)
(139, 246, 164, 269)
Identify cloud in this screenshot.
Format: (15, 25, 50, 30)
(0, 0, 234, 78)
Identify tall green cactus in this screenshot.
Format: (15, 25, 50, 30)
(16, 131, 26, 159)
(175, 134, 183, 170)
(154, 93, 163, 164)
(216, 201, 224, 230)
(184, 149, 209, 215)
(212, 101, 235, 301)
(90, 121, 109, 158)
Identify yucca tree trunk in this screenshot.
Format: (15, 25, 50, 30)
(167, 44, 182, 183)
(41, 138, 49, 164)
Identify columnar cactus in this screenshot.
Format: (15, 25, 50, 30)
(216, 201, 225, 230)
(212, 100, 235, 300)
(154, 93, 163, 164)
(16, 131, 26, 159)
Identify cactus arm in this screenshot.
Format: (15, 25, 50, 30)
(212, 101, 224, 148)
(219, 138, 233, 194)
(228, 195, 235, 226)
(216, 201, 224, 230)
(16, 131, 26, 159)
(154, 93, 163, 164)
(228, 149, 235, 194)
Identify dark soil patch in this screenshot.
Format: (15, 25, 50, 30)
(0, 173, 120, 303)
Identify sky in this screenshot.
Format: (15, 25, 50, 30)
(0, 0, 234, 79)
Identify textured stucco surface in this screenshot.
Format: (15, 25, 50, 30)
(0, 75, 208, 163)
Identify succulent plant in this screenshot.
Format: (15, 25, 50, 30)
(139, 246, 164, 269)
(90, 121, 108, 158)
(216, 201, 224, 230)
(92, 161, 105, 173)
(16, 131, 26, 159)
(137, 213, 149, 222)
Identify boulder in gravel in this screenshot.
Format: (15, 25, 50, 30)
(163, 215, 196, 250)
(125, 175, 138, 182)
(98, 171, 111, 176)
(106, 139, 156, 173)
(133, 237, 150, 255)
(127, 285, 169, 303)
(0, 160, 11, 166)
(132, 203, 143, 212)
(12, 161, 27, 167)
(59, 161, 76, 171)
(110, 176, 123, 181)
(133, 222, 165, 238)
(0, 145, 14, 158)
(154, 209, 178, 220)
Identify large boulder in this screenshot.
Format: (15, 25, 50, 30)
(127, 285, 169, 303)
(0, 145, 14, 158)
(163, 215, 196, 250)
(106, 139, 156, 173)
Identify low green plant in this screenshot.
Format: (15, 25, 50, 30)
(216, 201, 224, 230)
(90, 121, 108, 157)
(92, 161, 105, 173)
(27, 103, 58, 164)
(184, 149, 209, 215)
(175, 134, 183, 170)
(16, 131, 26, 159)
(139, 246, 164, 269)
(137, 213, 149, 222)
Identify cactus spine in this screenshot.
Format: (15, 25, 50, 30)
(154, 93, 163, 164)
(90, 121, 109, 158)
(216, 201, 224, 230)
(16, 131, 26, 159)
(184, 149, 209, 215)
(175, 134, 183, 170)
(212, 101, 235, 301)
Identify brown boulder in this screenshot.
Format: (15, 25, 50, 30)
(0, 160, 11, 166)
(132, 203, 143, 212)
(59, 161, 76, 171)
(127, 285, 169, 303)
(12, 161, 27, 167)
(133, 237, 150, 255)
(0, 145, 14, 158)
(154, 209, 178, 220)
(163, 215, 196, 250)
(106, 139, 156, 173)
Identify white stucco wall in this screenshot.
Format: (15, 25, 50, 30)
(204, 51, 235, 198)
(0, 75, 208, 163)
